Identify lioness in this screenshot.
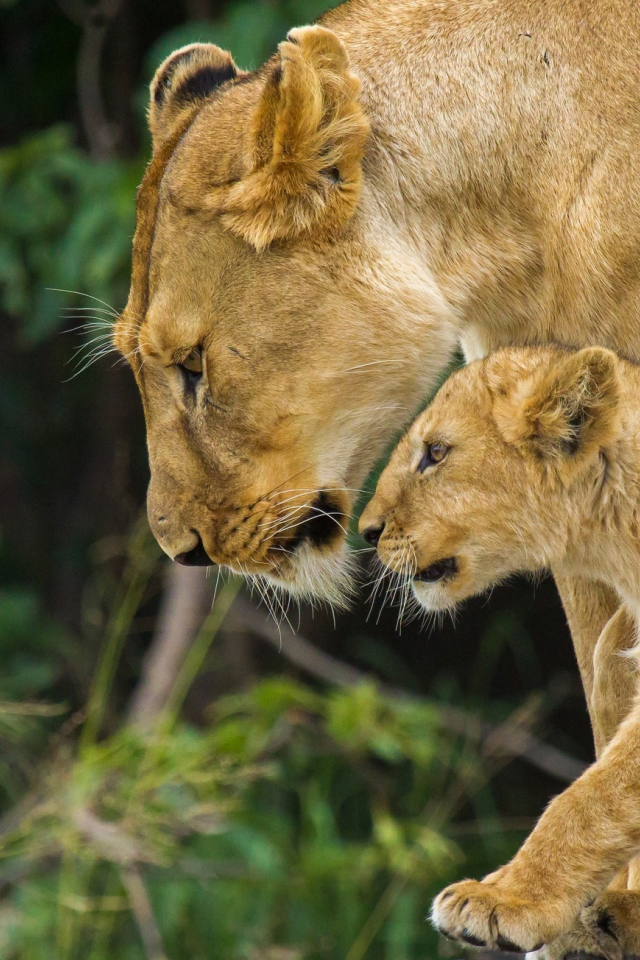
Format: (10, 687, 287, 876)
(361, 344, 640, 958)
(115, 1, 640, 953)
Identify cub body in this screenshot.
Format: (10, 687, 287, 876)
(361, 345, 640, 955)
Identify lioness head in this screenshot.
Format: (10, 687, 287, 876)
(114, 27, 454, 604)
(359, 345, 621, 612)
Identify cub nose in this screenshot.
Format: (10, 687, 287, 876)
(175, 535, 213, 567)
(361, 524, 384, 547)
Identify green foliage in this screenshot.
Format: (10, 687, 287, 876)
(0, 588, 69, 700)
(0, 672, 521, 960)
(0, 588, 71, 809)
(0, 126, 141, 344)
(145, 0, 339, 77)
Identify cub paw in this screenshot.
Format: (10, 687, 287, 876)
(432, 878, 551, 953)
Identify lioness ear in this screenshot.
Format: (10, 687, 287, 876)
(494, 348, 620, 467)
(215, 25, 370, 250)
(149, 43, 244, 150)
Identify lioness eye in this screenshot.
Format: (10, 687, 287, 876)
(180, 349, 202, 375)
(417, 441, 448, 473)
(178, 348, 203, 394)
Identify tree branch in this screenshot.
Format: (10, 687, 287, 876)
(58, 0, 123, 158)
(127, 563, 214, 730)
(227, 598, 587, 784)
(120, 865, 169, 960)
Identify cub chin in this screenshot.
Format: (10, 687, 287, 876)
(360, 343, 640, 957)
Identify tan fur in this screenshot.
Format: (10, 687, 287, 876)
(116, 7, 640, 948)
(218, 26, 370, 250)
(360, 345, 640, 956)
(148, 43, 245, 151)
(115, 0, 640, 599)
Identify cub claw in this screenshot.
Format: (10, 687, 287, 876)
(564, 954, 607, 959)
(461, 930, 486, 947)
(496, 934, 526, 952)
(434, 924, 456, 942)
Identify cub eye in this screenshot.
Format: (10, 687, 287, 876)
(417, 441, 448, 473)
(178, 348, 203, 392)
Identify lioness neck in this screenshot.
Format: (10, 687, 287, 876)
(325, 0, 640, 358)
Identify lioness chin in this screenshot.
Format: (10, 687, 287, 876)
(361, 344, 640, 957)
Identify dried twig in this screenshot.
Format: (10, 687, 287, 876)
(57, 0, 123, 158)
(120, 865, 168, 960)
(127, 562, 214, 730)
(72, 808, 168, 959)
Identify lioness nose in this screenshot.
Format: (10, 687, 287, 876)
(175, 535, 213, 567)
(361, 524, 384, 547)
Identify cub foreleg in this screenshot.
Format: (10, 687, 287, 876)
(432, 695, 640, 954)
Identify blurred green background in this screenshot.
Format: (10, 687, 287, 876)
(0, 1, 593, 957)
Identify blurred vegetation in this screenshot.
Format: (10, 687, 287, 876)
(0, 520, 539, 959)
(0, 0, 589, 957)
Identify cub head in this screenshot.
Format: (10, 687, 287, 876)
(359, 346, 621, 612)
(114, 27, 454, 605)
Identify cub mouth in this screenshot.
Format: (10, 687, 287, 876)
(414, 557, 458, 583)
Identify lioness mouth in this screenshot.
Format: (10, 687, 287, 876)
(175, 533, 213, 567)
(288, 491, 346, 552)
(414, 557, 458, 583)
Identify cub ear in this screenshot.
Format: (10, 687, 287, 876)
(215, 25, 370, 250)
(149, 43, 244, 150)
(494, 348, 620, 469)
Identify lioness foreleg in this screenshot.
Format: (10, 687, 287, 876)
(432, 695, 640, 954)
(591, 604, 639, 755)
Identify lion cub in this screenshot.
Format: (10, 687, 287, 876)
(360, 344, 640, 956)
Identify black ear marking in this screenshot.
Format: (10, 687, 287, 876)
(175, 62, 238, 103)
(322, 165, 342, 184)
(153, 46, 238, 108)
(562, 402, 589, 454)
(154, 48, 197, 104)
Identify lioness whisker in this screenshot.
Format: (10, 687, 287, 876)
(69, 335, 119, 359)
(271, 583, 296, 635)
(46, 287, 121, 318)
(257, 467, 315, 504)
(239, 561, 282, 634)
(268, 486, 362, 496)
(62, 321, 116, 334)
(263, 505, 349, 542)
(62, 306, 118, 315)
(65, 347, 120, 380)
(259, 504, 312, 534)
(258, 497, 314, 523)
